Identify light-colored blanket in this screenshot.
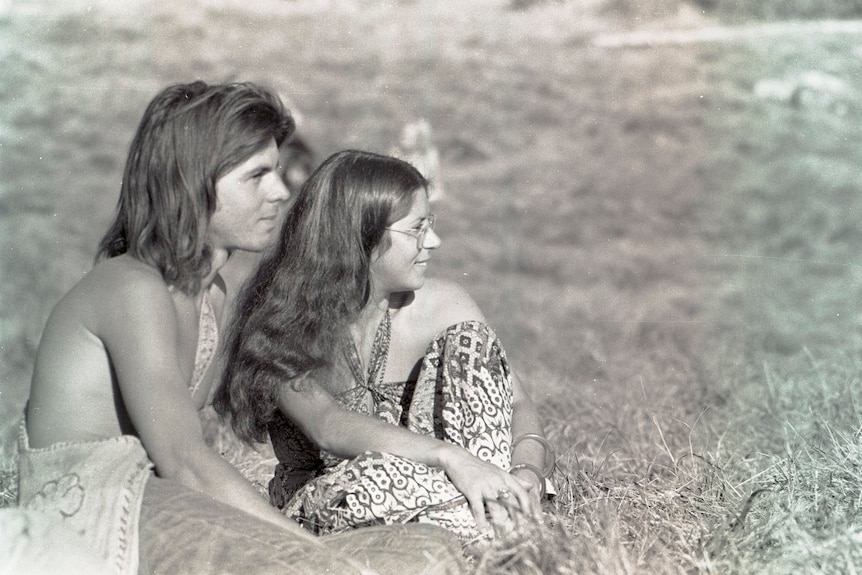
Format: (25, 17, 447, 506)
(4, 413, 466, 575)
(15, 422, 152, 575)
(1, 407, 277, 575)
(0, 507, 115, 575)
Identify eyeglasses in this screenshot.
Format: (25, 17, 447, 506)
(386, 214, 436, 249)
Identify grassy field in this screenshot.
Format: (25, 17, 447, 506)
(2, 0, 862, 572)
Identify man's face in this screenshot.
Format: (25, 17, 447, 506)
(208, 138, 290, 253)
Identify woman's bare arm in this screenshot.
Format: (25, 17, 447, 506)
(417, 279, 549, 515)
(279, 378, 535, 530)
(414, 280, 549, 489)
(509, 371, 549, 502)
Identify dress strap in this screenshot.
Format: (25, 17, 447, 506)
(189, 290, 218, 397)
(343, 310, 391, 410)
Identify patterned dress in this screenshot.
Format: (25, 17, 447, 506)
(268, 318, 514, 541)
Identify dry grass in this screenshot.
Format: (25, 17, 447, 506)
(3, 0, 862, 573)
(695, 0, 862, 22)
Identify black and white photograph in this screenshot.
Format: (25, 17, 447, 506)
(2, 0, 861, 573)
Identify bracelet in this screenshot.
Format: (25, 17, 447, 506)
(512, 433, 556, 478)
(510, 463, 547, 499)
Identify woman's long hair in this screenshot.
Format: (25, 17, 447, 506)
(96, 81, 294, 294)
(214, 150, 428, 444)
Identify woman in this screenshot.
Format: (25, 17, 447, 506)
(16, 84, 460, 575)
(216, 150, 554, 544)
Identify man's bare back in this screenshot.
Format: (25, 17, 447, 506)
(26, 255, 225, 447)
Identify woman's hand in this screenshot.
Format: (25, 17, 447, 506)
(438, 445, 538, 535)
(510, 465, 544, 508)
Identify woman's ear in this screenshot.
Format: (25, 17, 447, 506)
(369, 244, 383, 264)
(370, 232, 391, 261)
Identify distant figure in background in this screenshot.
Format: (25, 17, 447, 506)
(390, 118, 444, 202)
(13, 81, 462, 575)
(277, 115, 438, 202)
(279, 134, 317, 194)
(266, 85, 317, 195)
(216, 150, 554, 546)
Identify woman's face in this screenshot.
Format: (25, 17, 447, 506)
(370, 189, 440, 297)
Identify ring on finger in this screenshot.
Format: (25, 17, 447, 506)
(497, 488, 511, 499)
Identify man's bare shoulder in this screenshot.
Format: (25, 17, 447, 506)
(55, 255, 173, 329)
(88, 254, 165, 286)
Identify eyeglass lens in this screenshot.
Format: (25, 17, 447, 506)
(416, 215, 435, 248)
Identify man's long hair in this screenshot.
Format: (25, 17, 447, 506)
(214, 150, 428, 444)
(96, 81, 294, 294)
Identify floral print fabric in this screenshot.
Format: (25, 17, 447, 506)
(268, 321, 514, 541)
